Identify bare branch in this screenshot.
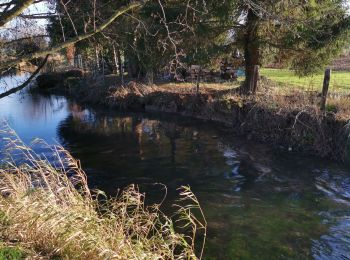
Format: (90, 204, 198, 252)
(19, 13, 58, 19)
(0, 2, 142, 70)
(0, 0, 36, 27)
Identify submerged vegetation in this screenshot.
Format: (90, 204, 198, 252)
(0, 127, 206, 259)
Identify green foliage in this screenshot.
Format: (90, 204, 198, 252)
(46, 0, 350, 78)
(261, 0, 350, 75)
(326, 104, 338, 113)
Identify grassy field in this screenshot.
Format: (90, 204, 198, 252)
(261, 68, 350, 92)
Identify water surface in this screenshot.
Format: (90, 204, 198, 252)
(1, 75, 350, 259)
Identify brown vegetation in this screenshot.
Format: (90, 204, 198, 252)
(331, 54, 350, 71)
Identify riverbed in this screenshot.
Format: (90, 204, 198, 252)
(1, 75, 350, 259)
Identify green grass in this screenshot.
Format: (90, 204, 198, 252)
(261, 68, 350, 92)
(0, 246, 24, 260)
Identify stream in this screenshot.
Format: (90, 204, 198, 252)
(1, 75, 350, 259)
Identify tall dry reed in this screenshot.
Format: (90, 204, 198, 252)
(0, 126, 206, 259)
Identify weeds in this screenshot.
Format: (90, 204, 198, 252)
(0, 126, 206, 259)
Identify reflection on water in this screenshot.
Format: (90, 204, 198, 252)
(1, 75, 350, 259)
(0, 73, 29, 91)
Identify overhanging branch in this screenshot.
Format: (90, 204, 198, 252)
(0, 54, 49, 99)
(0, 0, 36, 27)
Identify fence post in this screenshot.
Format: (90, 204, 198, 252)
(196, 68, 201, 94)
(251, 65, 259, 94)
(320, 68, 331, 111)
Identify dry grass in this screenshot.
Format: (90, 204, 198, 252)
(0, 126, 206, 259)
(105, 79, 350, 124)
(107, 81, 238, 98)
(67, 74, 349, 120)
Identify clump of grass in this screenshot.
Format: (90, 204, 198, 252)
(0, 127, 206, 259)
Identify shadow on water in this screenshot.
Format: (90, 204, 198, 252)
(0, 76, 349, 259)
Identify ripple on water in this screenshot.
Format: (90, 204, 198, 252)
(312, 215, 350, 259)
(313, 169, 350, 259)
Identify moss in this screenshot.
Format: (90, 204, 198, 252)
(0, 247, 24, 260)
(203, 194, 329, 259)
(325, 104, 338, 113)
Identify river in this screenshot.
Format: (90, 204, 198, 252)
(1, 75, 350, 259)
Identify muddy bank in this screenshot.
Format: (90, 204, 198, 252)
(34, 74, 350, 162)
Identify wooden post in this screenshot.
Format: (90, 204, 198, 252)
(196, 69, 200, 94)
(320, 68, 331, 111)
(116, 48, 124, 84)
(112, 44, 118, 73)
(250, 65, 259, 94)
(95, 45, 100, 71)
(191, 65, 201, 94)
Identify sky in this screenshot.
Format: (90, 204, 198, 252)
(0, 0, 52, 39)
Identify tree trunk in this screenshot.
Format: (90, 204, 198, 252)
(112, 44, 118, 73)
(116, 48, 123, 83)
(66, 44, 75, 66)
(242, 8, 260, 95)
(146, 69, 154, 85)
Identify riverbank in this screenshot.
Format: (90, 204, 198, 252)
(0, 129, 205, 259)
(34, 73, 350, 162)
